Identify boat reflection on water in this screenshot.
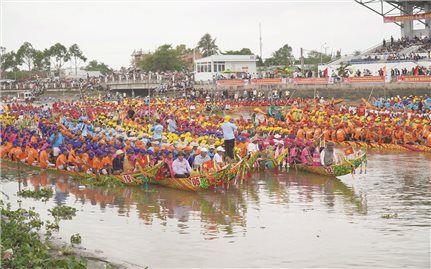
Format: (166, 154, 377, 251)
(3, 161, 367, 238)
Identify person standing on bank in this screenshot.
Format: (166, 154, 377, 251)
(221, 116, 238, 160)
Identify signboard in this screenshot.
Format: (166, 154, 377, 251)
(293, 78, 328, 85)
(384, 12, 431, 23)
(397, 76, 431, 83)
(344, 76, 385, 83)
(251, 78, 283, 85)
(216, 79, 245, 86)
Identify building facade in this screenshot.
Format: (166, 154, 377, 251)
(194, 55, 257, 81)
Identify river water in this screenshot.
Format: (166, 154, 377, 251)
(1, 152, 430, 268)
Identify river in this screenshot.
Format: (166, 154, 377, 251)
(1, 151, 430, 268)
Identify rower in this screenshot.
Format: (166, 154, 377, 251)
(193, 147, 211, 171)
(320, 142, 338, 166)
(172, 151, 192, 178)
(112, 150, 125, 175)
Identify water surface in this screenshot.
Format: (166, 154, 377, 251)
(1, 152, 430, 268)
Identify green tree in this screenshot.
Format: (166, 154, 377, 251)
(1, 51, 19, 72)
(265, 44, 294, 66)
(256, 55, 264, 67)
(33, 49, 51, 71)
(16, 42, 36, 71)
(175, 44, 193, 55)
(85, 60, 112, 75)
(69, 44, 87, 76)
(337, 62, 352, 77)
(223, 48, 254, 55)
(139, 44, 185, 71)
(47, 43, 70, 76)
(197, 33, 219, 57)
(304, 50, 332, 65)
(335, 50, 341, 59)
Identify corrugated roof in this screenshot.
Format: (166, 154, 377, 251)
(195, 54, 257, 63)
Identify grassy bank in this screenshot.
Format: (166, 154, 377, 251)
(1, 188, 126, 269)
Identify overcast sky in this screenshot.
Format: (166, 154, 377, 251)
(2, 0, 402, 69)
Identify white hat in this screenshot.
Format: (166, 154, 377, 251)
(190, 142, 199, 147)
(116, 150, 124, 155)
(274, 134, 281, 139)
(216, 146, 225, 152)
(200, 147, 208, 152)
(95, 127, 101, 133)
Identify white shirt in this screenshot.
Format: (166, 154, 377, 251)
(214, 153, 224, 164)
(247, 142, 259, 154)
(193, 154, 211, 167)
(172, 158, 192, 175)
(320, 150, 338, 166)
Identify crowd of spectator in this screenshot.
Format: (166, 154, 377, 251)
(357, 35, 431, 63)
(108, 68, 194, 92)
(1, 76, 105, 92)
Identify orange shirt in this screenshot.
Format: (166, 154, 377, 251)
(56, 154, 67, 169)
(297, 129, 305, 139)
(27, 148, 39, 165)
(19, 148, 27, 162)
(0, 143, 12, 158)
(39, 150, 49, 168)
(92, 157, 103, 170)
(10, 147, 21, 161)
(323, 130, 331, 141)
(101, 156, 112, 167)
(426, 134, 431, 147)
(305, 129, 314, 140)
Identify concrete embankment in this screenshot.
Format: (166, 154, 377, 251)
(2, 83, 430, 102)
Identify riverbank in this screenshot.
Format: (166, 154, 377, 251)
(2, 82, 430, 103)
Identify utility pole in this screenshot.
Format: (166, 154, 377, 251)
(300, 48, 304, 74)
(259, 23, 263, 59)
(0, 46, 6, 80)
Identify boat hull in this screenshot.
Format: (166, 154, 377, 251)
(294, 153, 367, 177)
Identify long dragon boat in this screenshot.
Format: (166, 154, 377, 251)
(147, 159, 245, 191)
(293, 153, 367, 177)
(336, 141, 431, 153)
(0, 158, 245, 192)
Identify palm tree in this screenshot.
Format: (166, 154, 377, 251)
(337, 62, 352, 77)
(197, 33, 219, 57)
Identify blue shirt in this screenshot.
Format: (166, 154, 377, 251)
(221, 122, 237, 140)
(49, 132, 64, 147)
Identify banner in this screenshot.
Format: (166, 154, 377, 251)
(397, 76, 431, 83)
(344, 76, 385, 83)
(216, 79, 245, 86)
(384, 12, 431, 23)
(293, 78, 328, 85)
(251, 78, 283, 85)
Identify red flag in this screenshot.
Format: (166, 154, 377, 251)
(344, 147, 354, 156)
(414, 65, 419, 76)
(202, 160, 217, 171)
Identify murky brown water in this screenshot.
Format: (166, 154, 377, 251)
(1, 152, 430, 268)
